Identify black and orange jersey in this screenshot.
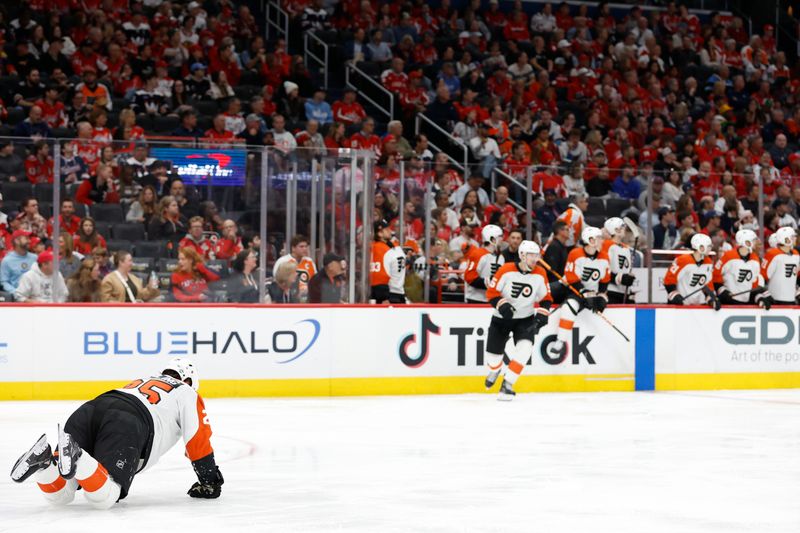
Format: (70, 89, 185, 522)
(463, 246, 505, 302)
(370, 240, 405, 294)
(486, 261, 552, 319)
(664, 253, 714, 304)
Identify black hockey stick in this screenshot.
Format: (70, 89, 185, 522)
(622, 217, 640, 304)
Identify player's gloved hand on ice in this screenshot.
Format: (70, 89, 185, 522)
(498, 301, 515, 320)
(190, 454, 224, 499)
(667, 291, 684, 306)
(702, 287, 721, 311)
(617, 273, 635, 287)
(188, 478, 223, 499)
(533, 312, 549, 333)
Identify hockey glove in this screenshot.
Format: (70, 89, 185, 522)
(189, 454, 224, 499)
(756, 291, 774, 311)
(188, 479, 223, 499)
(498, 301, 515, 320)
(667, 291, 684, 306)
(618, 273, 635, 287)
(586, 295, 607, 313)
(533, 312, 549, 334)
(702, 287, 721, 311)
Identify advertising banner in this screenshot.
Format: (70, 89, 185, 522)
(150, 148, 246, 186)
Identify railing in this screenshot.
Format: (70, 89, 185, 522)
(265, 0, 289, 42)
(414, 114, 469, 171)
(304, 32, 329, 89)
(345, 63, 394, 122)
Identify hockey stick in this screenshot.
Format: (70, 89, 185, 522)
(537, 258, 631, 343)
(621, 217, 641, 304)
(680, 284, 761, 303)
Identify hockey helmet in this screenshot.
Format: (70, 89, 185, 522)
(768, 233, 778, 249)
(482, 224, 503, 246)
(690, 233, 712, 256)
(581, 226, 603, 248)
(163, 357, 199, 391)
(518, 240, 541, 266)
(603, 217, 625, 237)
(735, 229, 758, 253)
(774, 226, 796, 248)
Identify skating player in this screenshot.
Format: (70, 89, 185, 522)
(549, 226, 609, 359)
(664, 233, 720, 309)
(370, 219, 406, 303)
(10, 358, 223, 509)
(601, 217, 635, 303)
(761, 226, 800, 305)
(484, 240, 552, 400)
(713, 229, 774, 309)
(463, 224, 505, 304)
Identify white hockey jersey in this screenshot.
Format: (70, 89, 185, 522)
(761, 248, 800, 303)
(663, 253, 714, 304)
(486, 262, 552, 319)
(117, 374, 213, 471)
(602, 239, 633, 294)
(713, 250, 763, 303)
(463, 247, 505, 302)
(563, 247, 611, 293)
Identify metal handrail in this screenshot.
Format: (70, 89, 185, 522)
(304, 32, 329, 89)
(345, 62, 393, 122)
(414, 113, 469, 170)
(491, 168, 526, 212)
(265, 1, 289, 42)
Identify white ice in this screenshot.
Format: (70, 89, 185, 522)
(1, 390, 799, 533)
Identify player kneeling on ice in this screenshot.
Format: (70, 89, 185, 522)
(713, 229, 774, 309)
(10, 358, 223, 509)
(484, 240, 552, 401)
(664, 233, 720, 310)
(761, 227, 800, 305)
(548, 226, 609, 359)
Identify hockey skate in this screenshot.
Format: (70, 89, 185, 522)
(56, 424, 82, 480)
(485, 368, 502, 389)
(10, 434, 53, 483)
(497, 379, 516, 401)
(546, 340, 567, 360)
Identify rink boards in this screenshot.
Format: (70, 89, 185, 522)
(0, 305, 798, 399)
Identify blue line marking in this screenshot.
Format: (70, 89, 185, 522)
(635, 309, 656, 391)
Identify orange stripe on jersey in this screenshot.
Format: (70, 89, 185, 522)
(664, 254, 694, 286)
(761, 248, 792, 280)
(713, 249, 758, 284)
(38, 475, 66, 493)
(370, 241, 391, 286)
(559, 318, 574, 330)
(186, 395, 214, 462)
(78, 463, 109, 493)
(464, 247, 490, 284)
(486, 261, 519, 300)
(507, 360, 524, 375)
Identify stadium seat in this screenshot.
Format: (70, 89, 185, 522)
(106, 239, 133, 253)
(50, 127, 76, 139)
(131, 256, 155, 274)
(33, 183, 64, 203)
(134, 240, 168, 258)
(153, 116, 180, 133)
(194, 100, 218, 117)
(605, 198, 633, 218)
(94, 221, 112, 239)
(1, 182, 33, 202)
(206, 260, 229, 278)
(6, 107, 25, 126)
(586, 198, 606, 216)
(90, 203, 124, 223)
(112, 223, 146, 241)
(37, 202, 52, 218)
(158, 258, 179, 272)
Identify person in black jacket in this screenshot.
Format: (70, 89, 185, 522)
(308, 253, 345, 303)
(147, 195, 187, 248)
(542, 220, 570, 304)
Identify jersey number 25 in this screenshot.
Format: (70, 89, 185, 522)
(124, 379, 175, 405)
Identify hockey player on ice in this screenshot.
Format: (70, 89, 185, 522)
(713, 229, 774, 309)
(10, 358, 223, 509)
(664, 233, 720, 309)
(484, 240, 552, 400)
(761, 227, 799, 305)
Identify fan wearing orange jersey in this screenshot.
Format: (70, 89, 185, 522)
(549, 226, 610, 359)
(663, 233, 719, 309)
(713, 229, 773, 309)
(273, 234, 318, 300)
(10, 358, 222, 509)
(370, 219, 406, 303)
(484, 240, 552, 400)
(761, 227, 800, 305)
(463, 224, 506, 303)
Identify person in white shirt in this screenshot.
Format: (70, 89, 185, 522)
(530, 3, 556, 33)
(14, 251, 67, 303)
(453, 173, 490, 208)
(468, 124, 502, 179)
(271, 114, 297, 154)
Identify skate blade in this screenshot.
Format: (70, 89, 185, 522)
(10, 434, 48, 482)
(497, 393, 515, 402)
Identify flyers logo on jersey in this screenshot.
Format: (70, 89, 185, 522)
(785, 264, 798, 277)
(510, 282, 533, 298)
(617, 256, 629, 269)
(737, 270, 753, 283)
(690, 273, 707, 286)
(581, 267, 602, 282)
(490, 263, 501, 276)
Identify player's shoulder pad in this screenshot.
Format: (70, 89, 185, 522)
(493, 261, 518, 277)
(532, 265, 549, 278)
(567, 247, 586, 260)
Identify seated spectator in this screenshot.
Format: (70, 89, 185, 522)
(14, 69, 46, 108)
(171, 108, 204, 138)
(305, 89, 333, 124)
(268, 258, 299, 303)
(0, 230, 37, 292)
(126, 185, 157, 226)
(222, 98, 245, 136)
(0, 140, 25, 182)
(308, 252, 345, 303)
(14, 250, 67, 302)
(67, 258, 102, 302)
(483, 186, 518, 233)
(612, 164, 641, 201)
(75, 164, 115, 206)
(113, 108, 146, 146)
(58, 233, 84, 280)
(227, 249, 259, 303)
(171, 247, 220, 302)
(653, 207, 679, 249)
(349, 117, 381, 157)
(18, 198, 48, 239)
(100, 250, 160, 303)
(332, 89, 366, 126)
(73, 216, 107, 256)
(209, 71, 236, 101)
(92, 247, 114, 279)
(75, 67, 111, 110)
(59, 142, 89, 185)
(148, 195, 188, 246)
(366, 29, 393, 63)
(14, 105, 50, 141)
(204, 113, 236, 143)
(179, 216, 215, 259)
(279, 81, 305, 123)
(184, 63, 212, 100)
(534, 189, 562, 237)
(241, 114, 267, 146)
(24, 140, 54, 184)
(469, 124, 502, 179)
(453, 173, 490, 209)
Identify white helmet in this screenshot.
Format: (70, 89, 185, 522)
(163, 357, 199, 391)
(768, 233, 778, 249)
(735, 229, 758, 253)
(774, 226, 796, 248)
(482, 224, 503, 246)
(690, 233, 713, 256)
(581, 226, 603, 248)
(518, 240, 541, 262)
(604, 217, 625, 237)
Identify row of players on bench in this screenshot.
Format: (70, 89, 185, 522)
(379, 219, 797, 309)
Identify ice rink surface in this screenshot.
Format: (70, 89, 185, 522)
(1, 390, 799, 533)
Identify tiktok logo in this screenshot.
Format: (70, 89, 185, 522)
(398, 314, 441, 368)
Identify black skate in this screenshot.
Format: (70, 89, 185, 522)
(10, 434, 53, 483)
(56, 424, 82, 480)
(497, 379, 516, 401)
(485, 368, 502, 389)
